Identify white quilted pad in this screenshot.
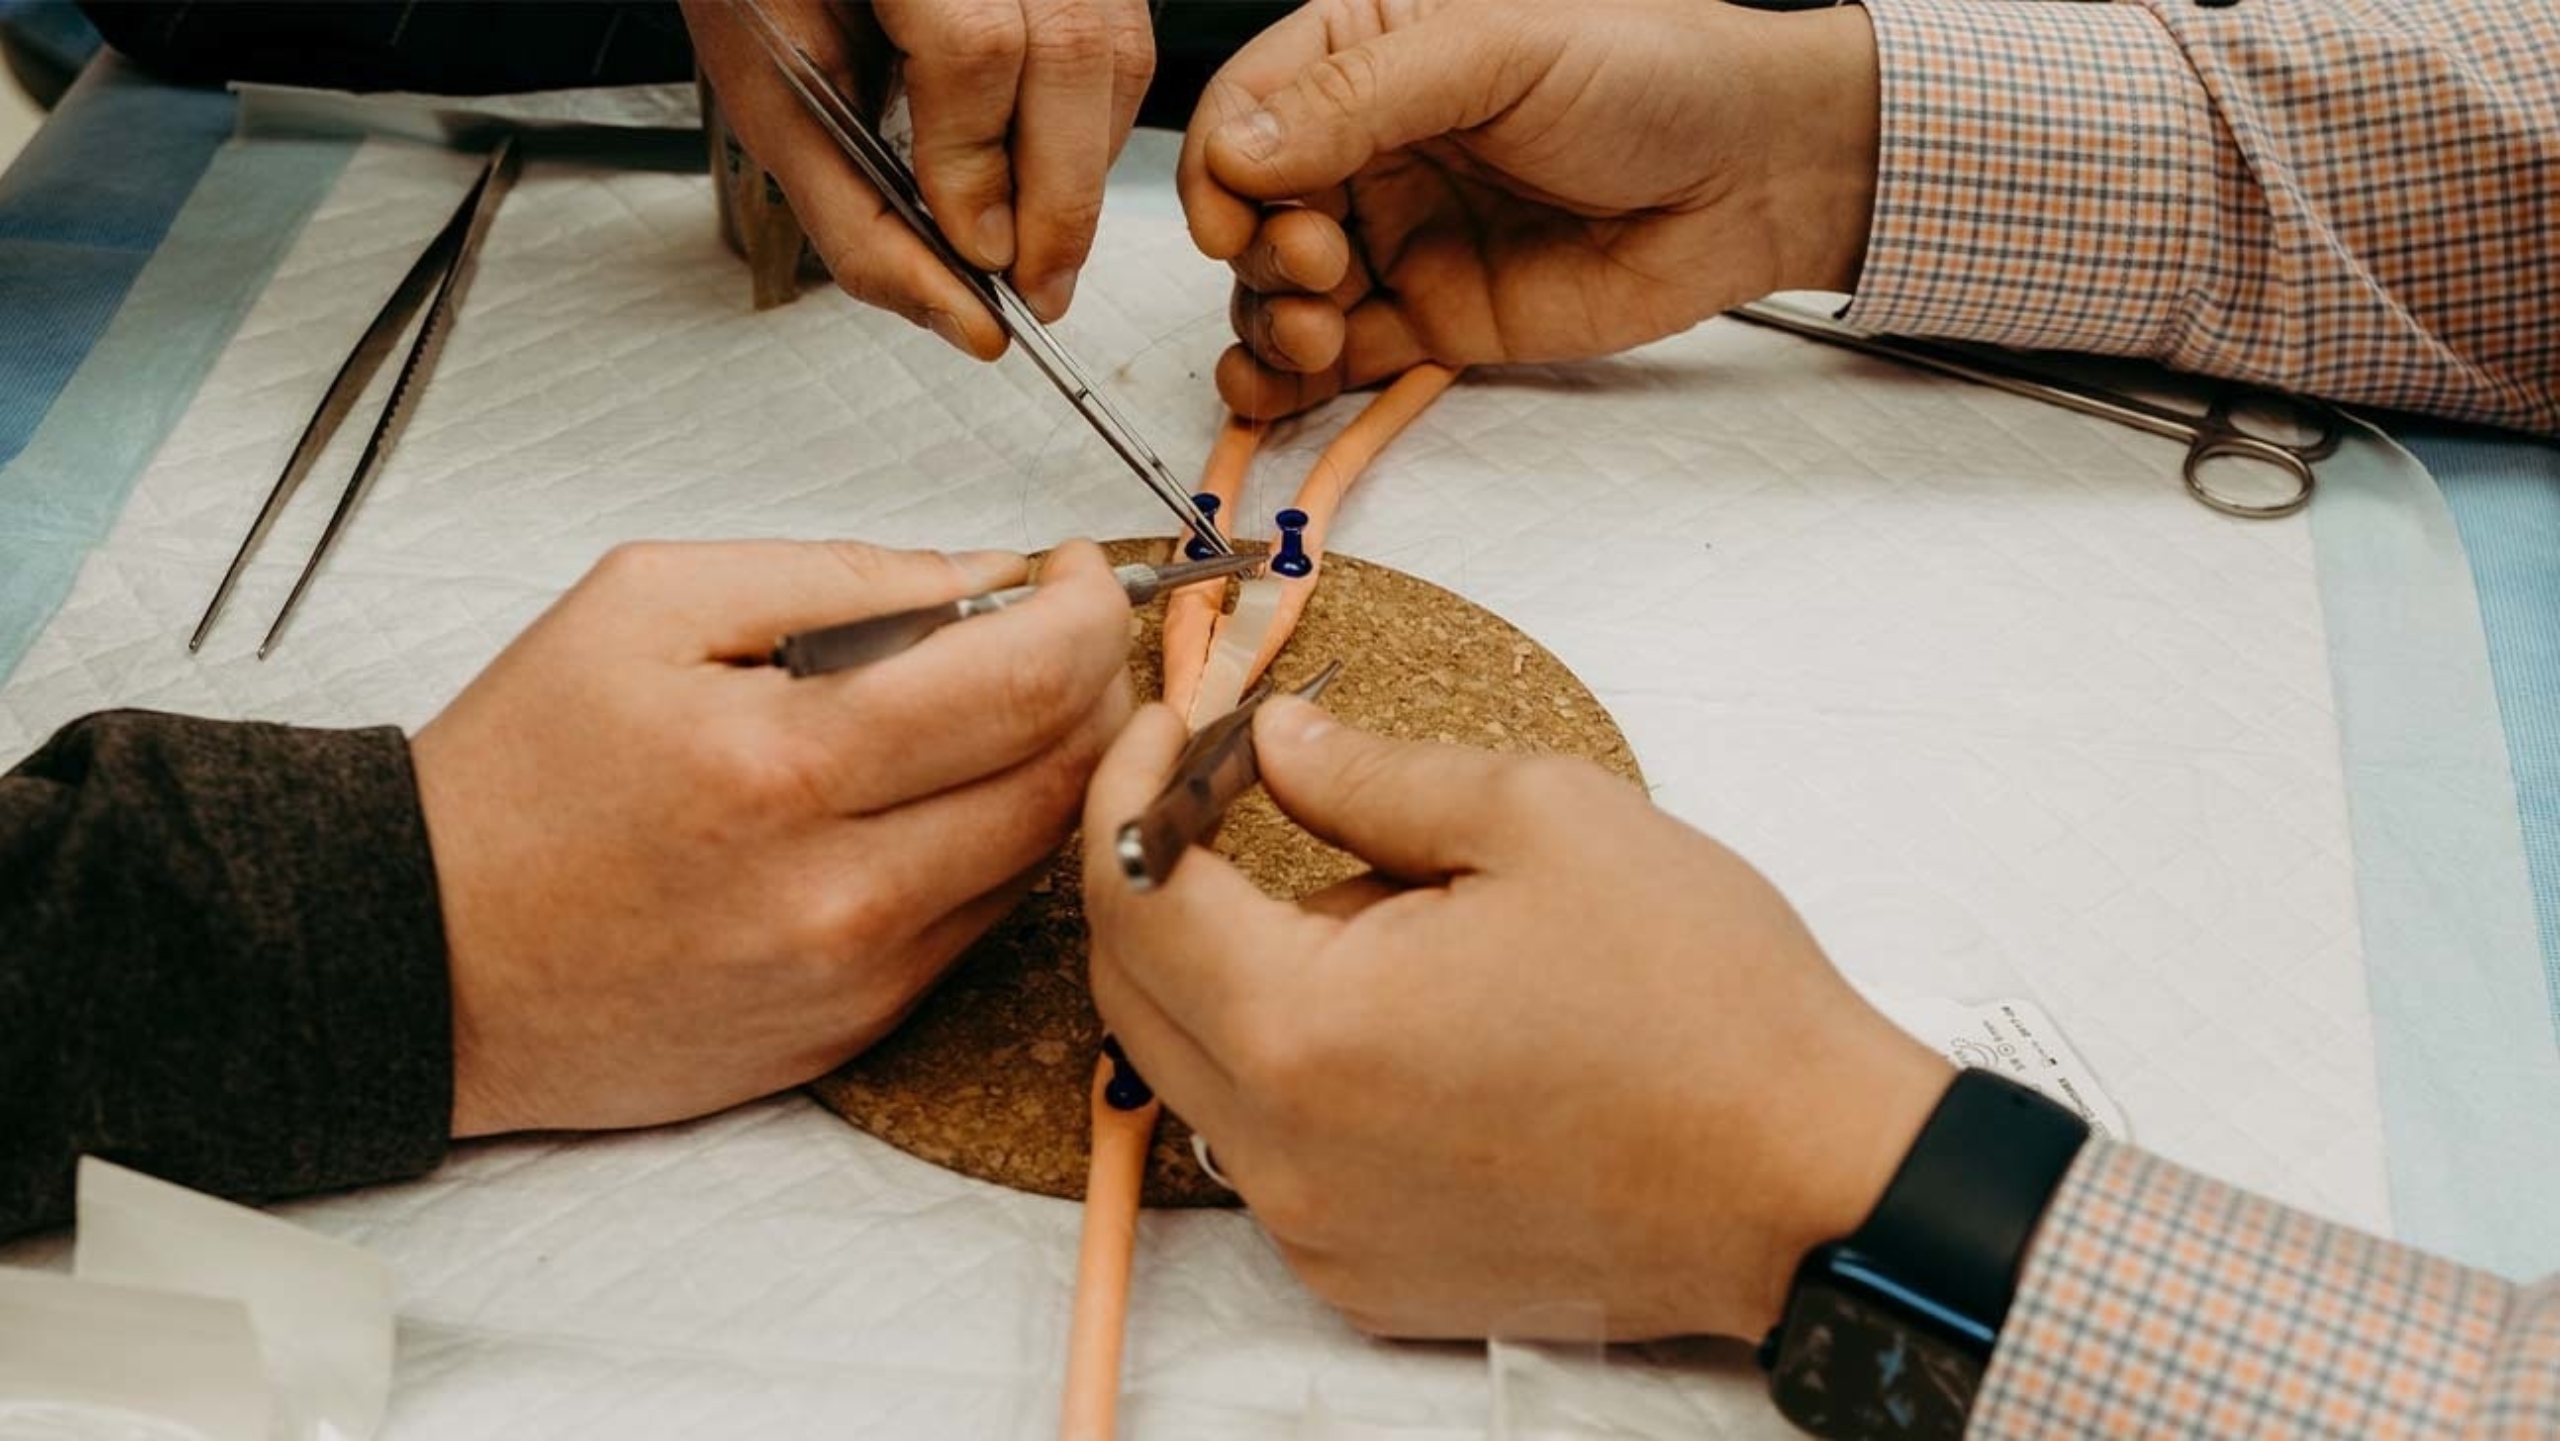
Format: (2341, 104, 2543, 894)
(0, 134, 2382, 1437)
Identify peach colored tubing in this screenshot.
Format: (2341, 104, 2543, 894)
(1240, 363, 1460, 686)
(1096, 371, 1461, 1431)
(1060, 1058, 1160, 1441)
(1185, 573, 1282, 727)
(1160, 416, 1260, 723)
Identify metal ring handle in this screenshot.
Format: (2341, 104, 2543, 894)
(2182, 431, 2317, 519)
(2208, 390, 2345, 462)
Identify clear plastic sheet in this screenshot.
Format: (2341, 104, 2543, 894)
(76, 1161, 394, 1441)
(0, 1270, 266, 1441)
(0, 1161, 395, 1441)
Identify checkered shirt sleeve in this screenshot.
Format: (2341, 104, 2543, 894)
(1971, 1141, 2560, 1438)
(1845, 0, 2560, 437)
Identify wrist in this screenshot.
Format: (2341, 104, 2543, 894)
(413, 723, 532, 1139)
(1738, 1027, 1953, 1337)
(1748, 5, 1881, 295)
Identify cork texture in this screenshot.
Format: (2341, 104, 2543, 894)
(808, 541, 1643, 1206)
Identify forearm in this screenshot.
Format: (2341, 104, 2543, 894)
(0, 712, 453, 1237)
(1976, 1141, 2559, 1438)
(1845, 0, 2560, 435)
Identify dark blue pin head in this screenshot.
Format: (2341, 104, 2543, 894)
(1100, 1035, 1155, 1110)
(1183, 493, 1225, 561)
(1271, 507, 1313, 578)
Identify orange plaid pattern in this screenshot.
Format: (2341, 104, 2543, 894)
(1973, 1143, 2560, 1437)
(1847, 0, 2560, 437)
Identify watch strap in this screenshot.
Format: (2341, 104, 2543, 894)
(1845, 1067, 2091, 1337)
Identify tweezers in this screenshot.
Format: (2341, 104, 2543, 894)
(774, 551, 1266, 677)
(1115, 659, 1344, 889)
(729, 0, 1231, 558)
(192, 137, 519, 657)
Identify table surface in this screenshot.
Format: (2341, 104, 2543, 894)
(2, 56, 2557, 1441)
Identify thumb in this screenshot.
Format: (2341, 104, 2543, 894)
(1253, 696, 1514, 881)
(1203, 17, 1518, 202)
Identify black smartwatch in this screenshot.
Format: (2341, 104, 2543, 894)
(1758, 1069, 2089, 1439)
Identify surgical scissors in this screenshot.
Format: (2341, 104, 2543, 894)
(1729, 300, 2344, 519)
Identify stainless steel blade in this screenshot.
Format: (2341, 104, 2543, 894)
(256, 138, 520, 658)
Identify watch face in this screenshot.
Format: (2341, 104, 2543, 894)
(1766, 1283, 1981, 1440)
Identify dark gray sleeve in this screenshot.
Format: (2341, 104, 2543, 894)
(0, 711, 452, 1238)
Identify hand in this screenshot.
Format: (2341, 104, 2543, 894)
(1178, 0, 1881, 418)
(683, 0, 1156, 353)
(1082, 699, 1950, 1341)
(416, 539, 1133, 1137)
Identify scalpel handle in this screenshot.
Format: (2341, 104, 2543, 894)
(775, 559, 1263, 677)
(772, 600, 971, 676)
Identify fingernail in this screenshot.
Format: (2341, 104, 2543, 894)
(976, 204, 1017, 268)
(1025, 270, 1079, 322)
(1216, 109, 1283, 162)
(950, 549, 1028, 590)
(1261, 694, 1334, 745)
(925, 309, 972, 355)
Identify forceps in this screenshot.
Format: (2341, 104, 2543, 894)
(731, 0, 1231, 558)
(193, 138, 518, 656)
(1729, 299, 2345, 519)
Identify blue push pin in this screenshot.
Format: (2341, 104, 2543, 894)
(1183, 493, 1225, 560)
(1099, 1035, 1154, 1111)
(1271, 508, 1313, 578)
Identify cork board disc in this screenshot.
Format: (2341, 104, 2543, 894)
(807, 540, 1644, 1206)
